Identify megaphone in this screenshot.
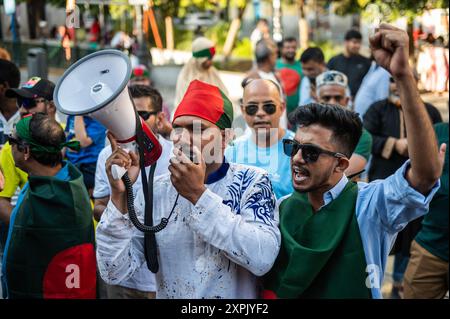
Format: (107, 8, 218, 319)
(53, 49, 161, 179)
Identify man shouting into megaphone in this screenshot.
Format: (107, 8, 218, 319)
(96, 80, 281, 299)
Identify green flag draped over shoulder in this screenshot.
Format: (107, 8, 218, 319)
(4, 162, 96, 299)
(264, 182, 372, 299)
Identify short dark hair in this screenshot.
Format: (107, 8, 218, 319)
(300, 47, 325, 64)
(0, 59, 20, 89)
(28, 113, 65, 167)
(128, 84, 163, 112)
(257, 18, 269, 26)
(255, 39, 277, 64)
(282, 37, 297, 45)
(345, 29, 362, 41)
(288, 103, 362, 157)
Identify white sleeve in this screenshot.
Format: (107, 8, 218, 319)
(95, 198, 146, 285)
(185, 173, 281, 276)
(93, 147, 111, 199)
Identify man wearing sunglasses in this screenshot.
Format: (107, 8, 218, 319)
(316, 70, 372, 180)
(226, 79, 295, 199)
(96, 80, 280, 298)
(0, 77, 57, 226)
(92, 84, 172, 299)
(264, 24, 446, 299)
(1, 113, 96, 299)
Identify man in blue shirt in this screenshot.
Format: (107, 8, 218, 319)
(225, 79, 294, 199)
(264, 24, 446, 299)
(65, 115, 106, 196)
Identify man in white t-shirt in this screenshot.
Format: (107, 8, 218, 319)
(93, 84, 172, 299)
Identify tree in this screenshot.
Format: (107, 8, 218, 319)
(333, 0, 448, 57)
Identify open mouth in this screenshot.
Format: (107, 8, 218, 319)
(253, 121, 271, 127)
(293, 166, 310, 183)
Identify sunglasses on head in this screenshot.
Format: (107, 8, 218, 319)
(282, 139, 346, 163)
(244, 103, 277, 116)
(138, 110, 158, 120)
(17, 97, 47, 109)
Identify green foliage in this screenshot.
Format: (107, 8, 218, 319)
(204, 21, 230, 52)
(231, 37, 252, 58)
(333, 0, 448, 22)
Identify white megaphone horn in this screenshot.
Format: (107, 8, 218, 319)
(53, 49, 161, 180)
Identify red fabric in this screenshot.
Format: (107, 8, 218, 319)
(173, 80, 224, 125)
(262, 289, 278, 299)
(278, 68, 301, 96)
(43, 243, 96, 299)
(209, 47, 216, 58)
(133, 68, 144, 77)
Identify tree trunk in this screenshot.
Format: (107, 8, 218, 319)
(223, 3, 248, 59)
(298, 0, 308, 50)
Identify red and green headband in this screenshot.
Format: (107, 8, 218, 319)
(192, 46, 216, 59)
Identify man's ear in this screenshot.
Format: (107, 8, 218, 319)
(280, 100, 286, 113)
(343, 96, 350, 107)
(335, 156, 350, 174)
(47, 101, 57, 115)
(22, 145, 31, 161)
(0, 82, 8, 95)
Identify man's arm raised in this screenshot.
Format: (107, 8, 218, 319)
(370, 23, 446, 194)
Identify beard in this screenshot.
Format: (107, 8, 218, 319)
(284, 53, 296, 62)
(293, 164, 334, 194)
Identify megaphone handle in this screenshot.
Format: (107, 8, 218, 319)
(112, 164, 127, 180)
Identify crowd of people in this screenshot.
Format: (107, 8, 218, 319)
(0, 22, 448, 300)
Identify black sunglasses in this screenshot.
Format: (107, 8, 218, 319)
(244, 103, 277, 116)
(138, 111, 158, 120)
(17, 97, 47, 109)
(282, 139, 346, 163)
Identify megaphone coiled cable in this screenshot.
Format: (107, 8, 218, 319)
(122, 172, 180, 233)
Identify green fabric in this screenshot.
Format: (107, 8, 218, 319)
(5, 162, 94, 298)
(276, 59, 302, 115)
(16, 116, 80, 154)
(264, 181, 371, 298)
(216, 90, 234, 130)
(354, 128, 372, 161)
(192, 47, 213, 59)
(416, 122, 449, 262)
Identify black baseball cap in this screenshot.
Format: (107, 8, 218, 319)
(6, 76, 55, 101)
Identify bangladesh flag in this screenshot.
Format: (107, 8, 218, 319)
(2, 162, 96, 299)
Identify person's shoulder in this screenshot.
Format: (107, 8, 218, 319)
(228, 162, 269, 180)
(434, 122, 449, 140)
(97, 145, 112, 160)
(277, 193, 293, 209)
(1, 141, 11, 154)
(434, 122, 449, 132)
(424, 102, 440, 113)
(328, 53, 344, 62)
(370, 98, 389, 109)
(232, 133, 252, 146)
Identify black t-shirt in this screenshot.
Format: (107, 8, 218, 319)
(327, 53, 371, 97)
